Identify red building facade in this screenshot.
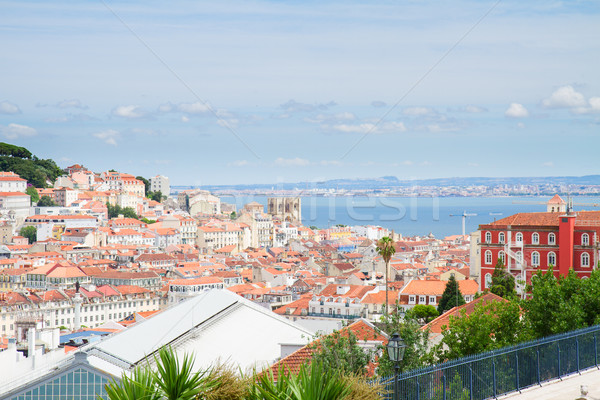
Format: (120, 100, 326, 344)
(478, 210, 600, 291)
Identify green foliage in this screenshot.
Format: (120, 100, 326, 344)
(407, 305, 439, 324)
(309, 226, 319, 230)
(432, 373, 470, 400)
(136, 176, 150, 195)
(0, 142, 33, 159)
(205, 363, 248, 400)
(376, 236, 396, 314)
(19, 226, 37, 244)
(437, 275, 466, 315)
(26, 186, 39, 202)
(491, 259, 517, 299)
(376, 310, 433, 376)
(248, 361, 352, 400)
(37, 195, 58, 207)
(107, 203, 139, 219)
(0, 143, 63, 187)
(309, 328, 372, 376)
(438, 300, 531, 360)
(521, 267, 598, 339)
(105, 347, 217, 400)
(141, 218, 156, 224)
(230, 211, 237, 220)
(148, 190, 163, 202)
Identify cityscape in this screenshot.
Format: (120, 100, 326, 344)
(1, 1, 599, 400)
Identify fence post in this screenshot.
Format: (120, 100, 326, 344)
(536, 349, 541, 386)
(557, 342, 561, 380)
(469, 365, 473, 400)
(493, 359, 497, 399)
(595, 334, 598, 369)
(443, 373, 447, 400)
(515, 350, 520, 392)
(576, 337, 580, 374)
(416, 379, 420, 400)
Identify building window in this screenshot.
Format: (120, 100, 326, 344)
(515, 232, 523, 243)
(429, 296, 436, 304)
(582, 233, 590, 246)
(498, 232, 505, 244)
(548, 233, 556, 245)
(548, 252, 556, 266)
(408, 295, 416, 304)
(485, 250, 492, 265)
(419, 296, 426, 304)
(582, 252, 590, 267)
(498, 251, 506, 265)
(485, 232, 491, 243)
(516, 251, 523, 263)
(532, 251, 540, 267)
(484, 273, 492, 289)
(532, 233, 539, 245)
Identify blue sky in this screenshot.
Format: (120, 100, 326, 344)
(1, 0, 599, 185)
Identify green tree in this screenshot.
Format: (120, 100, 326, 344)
(309, 328, 372, 376)
(376, 236, 396, 315)
(437, 275, 466, 315)
(522, 267, 587, 339)
(230, 211, 237, 220)
(20, 226, 37, 244)
(26, 186, 39, 202)
(148, 191, 163, 202)
(37, 195, 57, 207)
(438, 300, 531, 360)
(490, 259, 517, 299)
(136, 176, 150, 195)
(407, 304, 439, 324)
(106, 203, 139, 220)
(376, 310, 433, 375)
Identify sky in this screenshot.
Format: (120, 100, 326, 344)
(1, 0, 599, 186)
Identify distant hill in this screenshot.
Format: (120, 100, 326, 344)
(174, 174, 600, 192)
(0, 142, 63, 188)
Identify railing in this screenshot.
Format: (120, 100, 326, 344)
(377, 324, 600, 400)
(307, 312, 360, 319)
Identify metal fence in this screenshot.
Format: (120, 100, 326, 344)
(378, 324, 600, 400)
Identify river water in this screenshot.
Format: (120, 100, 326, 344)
(220, 195, 600, 238)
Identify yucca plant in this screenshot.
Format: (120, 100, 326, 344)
(103, 346, 217, 400)
(248, 361, 352, 400)
(104, 366, 160, 400)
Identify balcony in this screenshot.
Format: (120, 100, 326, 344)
(307, 312, 360, 320)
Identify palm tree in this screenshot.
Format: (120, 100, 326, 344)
(376, 236, 396, 316)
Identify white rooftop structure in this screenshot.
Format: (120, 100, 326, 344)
(85, 288, 312, 373)
(3, 289, 314, 399)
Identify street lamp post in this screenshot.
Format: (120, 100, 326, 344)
(387, 333, 406, 400)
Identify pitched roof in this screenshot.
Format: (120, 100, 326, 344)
(400, 279, 479, 296)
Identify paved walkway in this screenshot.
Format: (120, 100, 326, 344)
(500, 367, 600, 400)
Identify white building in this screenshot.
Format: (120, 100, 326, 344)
(0, 172, 27, 192)
(149, 175, 170, 196)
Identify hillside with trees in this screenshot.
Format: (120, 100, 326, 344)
(0, 142, 64, 187)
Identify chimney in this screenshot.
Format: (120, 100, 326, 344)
(336, 285, 350, 295)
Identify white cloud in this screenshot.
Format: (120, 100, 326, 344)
(517, 122, 525, 129)
(402, 107, 434, 116)
(158, 102, 175, 113)
(274, 157, 310, 167)
(542, 161, 554, 167)
(401, 160, 413, 166)
(181, 116, 190, 123)
(331, 121, 406, 134)
(229, 160, 249, 167)
(505, 103, 529, 118)
(542, 85, 586, 109)
(0, 101, 21, 115)
(93, 129, 119, 146)
(112, 105, 145, 119)
(0, 123, 37, 139)
(464, 105, 487, 113)
(573, 96, 600, 115)
(56, 99, 87, 109)
(178, 102, 210, 114)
